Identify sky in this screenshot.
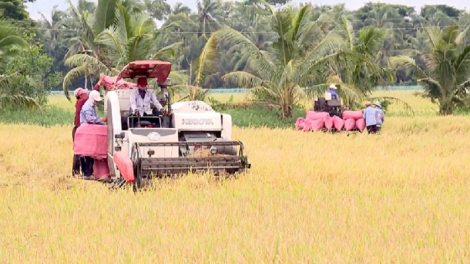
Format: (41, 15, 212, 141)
(26, 0, 469, 21)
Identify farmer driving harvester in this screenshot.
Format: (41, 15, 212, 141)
(128, 77, 168, 127)
(129, 77, 165, 116)
(328, 84, 339, 99)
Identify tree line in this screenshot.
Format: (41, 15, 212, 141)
(0, 0, 469, 116)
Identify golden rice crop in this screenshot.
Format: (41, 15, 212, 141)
(1, 92, 469, 263)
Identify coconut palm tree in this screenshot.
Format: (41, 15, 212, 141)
(62, 0, 182, 98)
(62, 0, 118, 97)
(322, 16, 416, 113)
(391, 24, 470, 115)
(197, 0, 224, 38)
(326, 17, 395, 102)
(196, 3, 344, 118)
(93, 4, 188, 85)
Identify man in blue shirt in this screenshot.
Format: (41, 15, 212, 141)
(363, 101, 377, 134)
(80, 90, 106, 125)
(328, 84, 338, 99)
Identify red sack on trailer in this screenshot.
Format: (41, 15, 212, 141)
(324, 115, 334, 130)
(333, 115, 344, 131)
(310, 118, 325, 131)
(355, 118, 366, 132)
(295, 117, 306, 130)
(306, 110, 329, 120)
(342, 110, 363, 120)
(344, 118, 356, 131)
(303, 119, 312, 132)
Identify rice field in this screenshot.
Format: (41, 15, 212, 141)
(1, 91, 470, 263)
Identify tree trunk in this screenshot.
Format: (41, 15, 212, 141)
(438, 96, 455, 115)
(439, 102, 453, 115)
(281, 102, 293, 119)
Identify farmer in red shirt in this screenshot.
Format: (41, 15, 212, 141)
(72, 88, 89, 177)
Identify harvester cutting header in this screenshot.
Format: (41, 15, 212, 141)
(73, 60, 251, 189)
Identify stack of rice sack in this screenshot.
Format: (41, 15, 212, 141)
(295, 110, 366, 132)
(295, 111, 328, 132)
(342, 111, 366, 132)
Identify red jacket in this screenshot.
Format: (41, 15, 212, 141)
(74, 95, 89, 127)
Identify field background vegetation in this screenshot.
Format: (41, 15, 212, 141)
(1, 91, 470, 262)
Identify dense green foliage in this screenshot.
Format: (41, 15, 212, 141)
(0, 0, 470, 118)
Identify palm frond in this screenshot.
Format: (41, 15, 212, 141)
(454, 45, 470, 84)
(455, 25, 469, 45)
(461, 79, 470, 89)
(341, 16, 354, 50)
(168, 70, 189, 85)
(67, 0, 95, 49)
(247, 85, 280, 102)
(419, 77, 443, 99)
(62, 65, 88, 100)
(211, 26, 276, 80)
(288, 4, 311, 44)
(390, 56, 429, 79)
(368, 96, 415, 115)
(221, 71, 264, 88)
(295, 51, 340, 84)
(357, 26, 386, 54)
(193, 33, 218, 87)
(93, 0, 118, 35)
(423, 25, 442, 49)
(0, 94, 43, 111)
(95, 27, 126, 62)
(0, 20, 28, 53)
(64, 53, 109, 73)
(150, 42, 182, 60)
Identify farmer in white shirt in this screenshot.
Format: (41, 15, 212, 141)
(129, 77, 164, 117)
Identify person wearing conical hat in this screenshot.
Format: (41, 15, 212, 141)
(363, 101, 377, 134)
(373, 101, 384, 133)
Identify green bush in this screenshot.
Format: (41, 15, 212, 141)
(0, 32, 62, 109)
(218, 105, 305, 129)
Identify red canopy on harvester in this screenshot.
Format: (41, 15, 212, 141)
(116, 60, 171, 83)
(97, 60, 171, 91)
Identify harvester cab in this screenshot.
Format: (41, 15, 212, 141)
(103, 60, 250, 188)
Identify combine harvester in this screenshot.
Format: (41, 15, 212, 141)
(74, 60, 251, 190)
(295, 92, 366, 133)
